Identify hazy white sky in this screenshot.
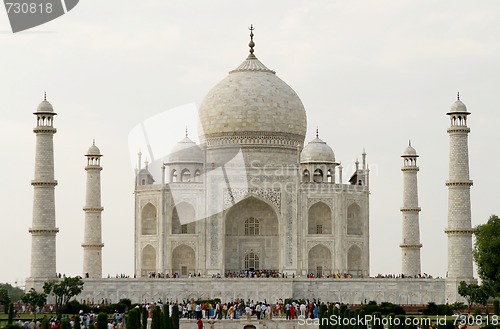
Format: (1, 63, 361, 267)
(1, 0, 499, 287)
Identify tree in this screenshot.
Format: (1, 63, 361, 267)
(319, 304, 328, 329)
(151, 307, 161, 329)
(0, 283, 24, 302)
(97, 312, 108, 329)
(128, 307, 141, 329)
(43, 276, 84, 316)
(171, 304, 179, 329)
(41, 316, 50, 329)
(0, 287, 11, 314)
(61, 319, 71, 329)
(141, 307, 148, 329)
(162, 304, 171, 329)
(74, 315, 81, 329)
(473, 215, 500, 296)
(458, 281, 489, 313)
(21, 288, 47, 320)
(8, 302, 14, 325)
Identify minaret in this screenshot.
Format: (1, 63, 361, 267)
(445, 94, 474, 280)
(29, 94, 59, 279)
(400, 141, 422, 276)
(82, 141, 104, 278)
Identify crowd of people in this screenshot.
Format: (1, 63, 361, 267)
(13, 311, 125, 329)
(144, 297, 322, 321)
(97, 271, 440, 279)
(137, 271, 440, 279)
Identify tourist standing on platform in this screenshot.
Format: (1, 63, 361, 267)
(245, 305, 251, 320)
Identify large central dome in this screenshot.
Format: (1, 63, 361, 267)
(198, 33, 307, 151)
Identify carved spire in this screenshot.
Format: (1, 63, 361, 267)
(248, 24, 255, 58)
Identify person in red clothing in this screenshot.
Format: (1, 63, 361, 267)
(202, 303, 207, 319)
(197, 318, 203, 329)
(290, 304, 296, 320)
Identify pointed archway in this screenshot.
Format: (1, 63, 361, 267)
(172, 244, 196, 276)
(141, 245, 156, 276)
(224, 196, 279, 273)
(308, 244, 332, 277)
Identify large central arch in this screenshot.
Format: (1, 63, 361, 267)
(224, 196, 279, 273)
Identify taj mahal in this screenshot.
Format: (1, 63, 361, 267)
(26, 28, 475, 304)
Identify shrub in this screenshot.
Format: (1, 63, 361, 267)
(41, 317, 50, 329)
(128, 308, 141, 329)
(473, 308, 481, 316)
(162, 304, 171, 329)
(357, 309, 367, 329)
(360, 301, 379, 316)
(342, 307, 350, 329)
(4, 325, 22, 329)
(74, 315, 81, 329)
(63, 300, 90, 315)
(120, 299, 132, 309)
(494, 300, 500, 316)
(141, 308, 148, 329)
(8, 302, 14, 325)
(395, 315, 406, 329)
(319, 304, 328, 329)
(420, 317, 431, 329)
(371, 312, 383, 329)
(60, 319, 71, 329)
(405, 316, 415, 329)
(387, 313, 395, 329)
(97, 312, 108, 329)
(422, 302, 437, 315)
(380, 302, 406, 315)
(151, 307, 161, 329)
(435, 320, 454, 329)
(171, 305, 179, 329)
(422, 303, 452, 316)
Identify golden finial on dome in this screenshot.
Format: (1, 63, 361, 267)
(248, 24, 255, 58)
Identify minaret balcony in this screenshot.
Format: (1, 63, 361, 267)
(31, 180, 58, 186)
(444, 228, 474, 235)
(83, 206, 104, 212)
(29, 228, 59, 235)
(33, 127, 57, 134)
(445, 180, 473, 187)
(447, 126, 470, 134)
(400, 207, 421, 212)
(399, 243, 422, 249)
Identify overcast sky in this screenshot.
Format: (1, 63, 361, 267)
(1, 0, 499, 287)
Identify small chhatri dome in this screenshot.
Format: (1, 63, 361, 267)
(36, 92, 55, 113)
(300, 132, 335, 164)
(167, 135, 203, 164)
(198, 26, 307, 147)
(448, 92, 469, 114)
(402, 141, 418, 157)
(87, 140, 101, 156)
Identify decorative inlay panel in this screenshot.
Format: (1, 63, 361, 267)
(223, 188, 281, 210)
